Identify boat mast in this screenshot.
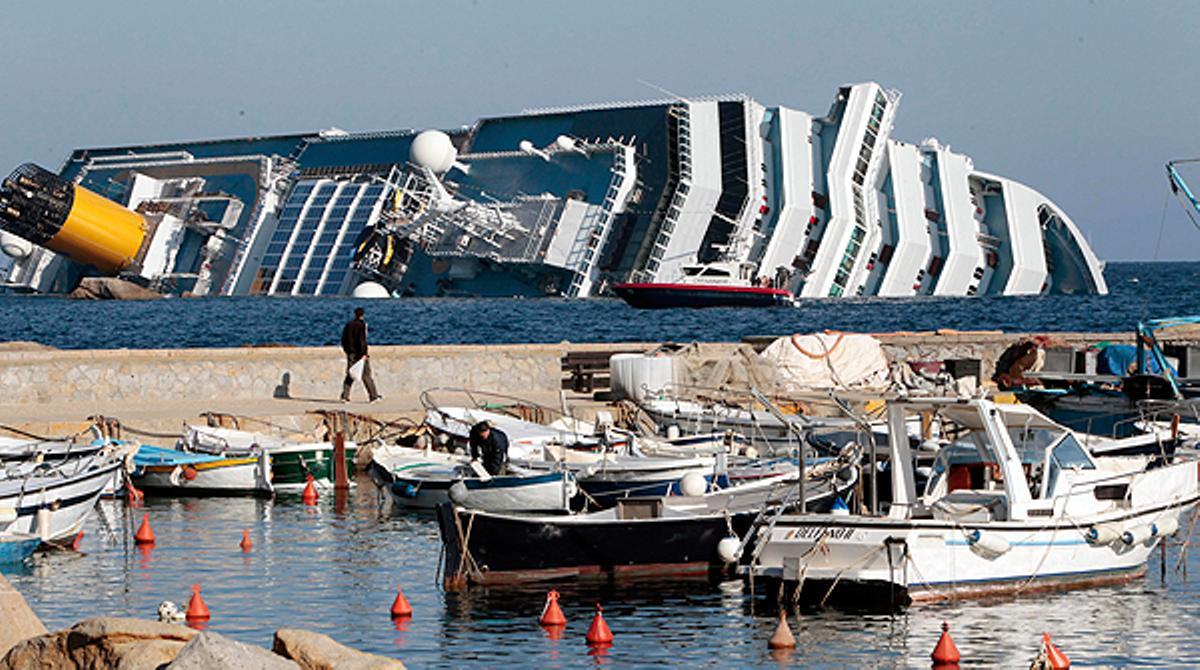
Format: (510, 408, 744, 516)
(1167, 159, 1200, 230)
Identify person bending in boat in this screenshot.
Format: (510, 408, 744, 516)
(340, 307, 382, 403)
(468, 421, 509, 476)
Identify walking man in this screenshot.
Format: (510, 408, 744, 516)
(340, 307, 381, 403)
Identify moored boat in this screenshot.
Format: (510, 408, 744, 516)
(0, 446, 131, 542)
(0, 533, 41, 564)
(436, 456, 858, 590)
(131, 444, 273, 496)
(744, 398, 1200, 608)
(390, 463, 577, 513)
(182, 425, 356, 490)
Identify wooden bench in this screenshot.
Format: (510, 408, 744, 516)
(561, 349, 644, 394)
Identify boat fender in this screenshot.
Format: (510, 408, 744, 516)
(743, 446, 759, 459)
(679, 471, 707, 497)
(392, 482, 420, 499)
(448, 481, 469, 504)
(830, 496, 851, 516)
(1085, 523, 1122, 545)
(666, 425, 681, 440)
(966, 529, 1010, 557)
(716, 536, 741, 564)
(36, 507, 52, 541)
(1153, 515, 1180, 538)
(1121, 524, 1154, 546)
(563, 475, 578, 499)
(183, 466, 198, 481)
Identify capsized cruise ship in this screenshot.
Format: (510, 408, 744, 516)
(0, 82, 1107, 298)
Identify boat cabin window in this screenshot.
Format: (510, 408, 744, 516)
(1043, 433, 1094, 499)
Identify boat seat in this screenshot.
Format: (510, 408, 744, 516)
(932, 491, 1009, 522)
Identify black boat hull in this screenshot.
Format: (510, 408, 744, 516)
(437, 476, 849, 590)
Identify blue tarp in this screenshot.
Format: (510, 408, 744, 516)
(1098, 344, 1173, 376)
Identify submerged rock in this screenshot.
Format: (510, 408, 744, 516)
(272, 628, 405, 670)
(166, 631, 298, 669)
(68, 277, 162, 300)
(0, 617, 196, 670)
(0, 575, 46, 658)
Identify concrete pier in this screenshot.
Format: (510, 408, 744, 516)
(2, 328, 1198, 436)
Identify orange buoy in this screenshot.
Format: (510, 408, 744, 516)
(239, 529, 252, 552)
(1041, 633, 1070, 669)
(134, 513, 155, 545)
(301, 475, 319, 505)
(390, 585, 413, 619)
(931, 621, 961, 665)
(539, 590, 566, 627)
(585, 603, 613, 646)
(768, 612, 797, 649)
(185, 584, 211, 622)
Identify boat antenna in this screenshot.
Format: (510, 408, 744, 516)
(636, 79, 690, 103)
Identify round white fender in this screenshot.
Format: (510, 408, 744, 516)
(448, 481, 469, 504)
(1122, 524, 1155, 546)
(679, 471, 707, 497)
(1153, 515, 1180, 538)
(716, 536, 741, 564)
(967, 529, 1011, 557)
(1085, 523, 1122, 545)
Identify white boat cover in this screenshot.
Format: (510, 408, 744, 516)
(760, 333, 890, 391)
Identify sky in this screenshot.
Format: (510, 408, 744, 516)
(1, 0, 1197, 261)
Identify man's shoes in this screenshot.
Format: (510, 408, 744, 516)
(339, 397, 350, 403)
(369, 396, 383, 404)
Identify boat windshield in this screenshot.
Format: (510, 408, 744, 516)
(1043, 433, 1095, 498)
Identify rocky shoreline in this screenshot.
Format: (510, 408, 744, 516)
(0, 576, 403, 670)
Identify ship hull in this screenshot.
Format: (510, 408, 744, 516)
(612, 283, 794, 309)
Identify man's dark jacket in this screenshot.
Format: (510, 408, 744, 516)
(469, 428, 509, 476)
(341, 318, 368, 359)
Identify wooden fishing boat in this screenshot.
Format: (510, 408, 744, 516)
(437, 458, 857, 590)
(181, 425, 356, 490)
(131, 444, 273, 496)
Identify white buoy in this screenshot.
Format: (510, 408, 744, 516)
(351, 281, 390, 299)
(410, 130, 458, 173)
(448, 481, 468, 504)
(0, 231, 33, 259)
(679, 471, 707, 497)
(716, 536, 741, 564)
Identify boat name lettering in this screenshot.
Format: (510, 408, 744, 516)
(788, 526, 856, 541)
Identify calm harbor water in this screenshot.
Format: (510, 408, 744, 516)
(4, 480, 1200, 669)
(0, 262, 1197, 350)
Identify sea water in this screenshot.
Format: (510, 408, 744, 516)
(4, 485, 1199, 669)
(0, 262, 1196, 350)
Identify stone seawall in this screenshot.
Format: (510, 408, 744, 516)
(3, 330, 1198, 411)
(0, 343, 603, 406)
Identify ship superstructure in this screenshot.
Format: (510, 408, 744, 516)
(0, 82, 1107, 298)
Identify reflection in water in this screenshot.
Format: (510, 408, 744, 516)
(2, 480, 1198, 668)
